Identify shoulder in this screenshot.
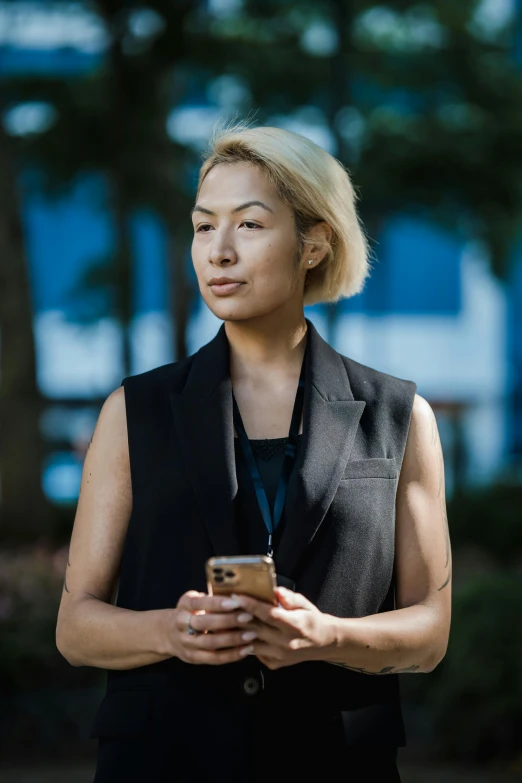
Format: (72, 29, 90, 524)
(406, 393, 438, 448)
(403, 393, 440, 469)
(338, 351, 417, 405)
(120, 353, 195, 396)
(395, 392, 444, 492)
(410, 393, 436, 427)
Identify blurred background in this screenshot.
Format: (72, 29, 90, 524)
(0, 0, 521, 780)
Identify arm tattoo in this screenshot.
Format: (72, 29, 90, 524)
(77, 436, 94, 502)
(63, 556, 71, 593)
(330, 662, 421, 675)
(431, 411, 452, 591)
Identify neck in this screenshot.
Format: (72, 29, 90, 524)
(224, 310, 308, 383)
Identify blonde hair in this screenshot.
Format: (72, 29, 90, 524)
(195, 118, 372, 305)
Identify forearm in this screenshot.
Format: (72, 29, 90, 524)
(56, 596, 171, 669)
(323, 604, 445, 674)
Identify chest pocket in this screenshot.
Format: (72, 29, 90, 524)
(341, 457, 397, 480)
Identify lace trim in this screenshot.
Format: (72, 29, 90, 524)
(234, 434, 303, 462)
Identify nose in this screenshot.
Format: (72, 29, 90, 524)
(209, 238, 238, 267)
(204, 220, 239, 265)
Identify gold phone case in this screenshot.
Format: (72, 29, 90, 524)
(206, 555, 277, 604)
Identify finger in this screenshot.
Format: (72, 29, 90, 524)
(187, 644, 255, 666)
(274, 587, 314, 610)
(257, 654, 281, 669)
(188, 611, 254, 634)
(178, 593, 243, 614)
(248, 641, 284, 661)
(232, 594, 286, 628)
(240, 620, 290, 647)
(176, 609, 244, 636)
(188, 628, 258, 652)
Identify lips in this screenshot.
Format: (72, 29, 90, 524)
(209, 281, 244, 296)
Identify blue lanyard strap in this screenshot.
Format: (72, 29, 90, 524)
(232, 344, 307, 558)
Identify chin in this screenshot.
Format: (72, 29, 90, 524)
(202, 292, 289, 324)
(202, 298, 254, 322)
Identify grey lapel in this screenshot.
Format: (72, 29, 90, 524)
(169, 318, 366, 575)
(274, 320, 366, 577)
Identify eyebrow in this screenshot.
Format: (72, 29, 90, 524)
(190, 200, 274, 217)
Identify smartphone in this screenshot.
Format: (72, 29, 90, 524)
(206, 555, 277, 605)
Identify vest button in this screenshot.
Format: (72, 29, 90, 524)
(242, 676, 260, 696)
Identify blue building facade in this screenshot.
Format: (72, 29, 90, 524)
(1, 4, 520, 501)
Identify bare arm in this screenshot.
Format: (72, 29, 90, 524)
(56, 386, 174, 669)
(325, 393, 452, 674)
(225, 394, 452, 674)
(56, 387, 264, 670)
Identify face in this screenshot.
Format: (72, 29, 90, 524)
(190, 162, 309, 323)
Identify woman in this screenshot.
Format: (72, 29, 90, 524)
(56, 122, 451, 782)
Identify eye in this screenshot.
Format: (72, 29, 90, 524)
(195, 221, 261, 232)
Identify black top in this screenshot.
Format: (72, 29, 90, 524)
(234, 434, 303, 556)
(91, 317, 418, 776)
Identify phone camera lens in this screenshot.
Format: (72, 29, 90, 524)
(225, 570, 236, 578)
(214, 575, 224, 583)
(213, 567, 224, 574)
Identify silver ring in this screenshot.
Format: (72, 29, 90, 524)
(186, 613, 199, 636)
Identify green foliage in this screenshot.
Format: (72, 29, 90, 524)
(0, 545, 77, 681)
(401, 482, 522, 762)
(448, 483, 522, 564)
(402, 571, 522, 762)
(0, 544, 106, 690)
(0, 545, 104, 756)
(6, 0, 522, 284)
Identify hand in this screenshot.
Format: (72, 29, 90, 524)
(160, 590, 259, 665)
(232, 587, 338, 670)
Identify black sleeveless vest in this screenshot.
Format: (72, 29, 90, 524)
(89, 317, 417, 752)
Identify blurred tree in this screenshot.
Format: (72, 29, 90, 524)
(0, 1, 521, 762)
(186, 0, 522, 277)
(95, 0, 197, 368)
(6, 1, 197, 370)
(3, 0, 522, 535)
(401, 570, 522, 762)
(6, 0, 522, 348)
(0, 122, 52, 538)
(0, 1, 197, 537)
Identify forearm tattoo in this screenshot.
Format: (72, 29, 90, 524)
(77, 436, 93, 502)
(330, 662, 421, 675)
(63, 556, 71, 593)
(431, 410, 452, 591)
(67, 432, 93, 594)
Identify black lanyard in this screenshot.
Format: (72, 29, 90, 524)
(232, 343, 307, 558)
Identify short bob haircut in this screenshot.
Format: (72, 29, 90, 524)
(195, 119, 371, 306)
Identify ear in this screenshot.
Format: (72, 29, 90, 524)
(307, 220, 333, 254)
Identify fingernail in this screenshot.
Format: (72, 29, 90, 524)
(242, 631, 257, 642)
(222, 598, 241, 610)
(240, 645, 255, 656)
(237, 613, 253, 623)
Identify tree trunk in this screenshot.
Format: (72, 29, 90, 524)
(0, 124, 53, 542)
(103, 12, 135, 378)
(110, 172, 134, 377)
(325, 0, 354, 346)
(167, 229, 191, 362)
